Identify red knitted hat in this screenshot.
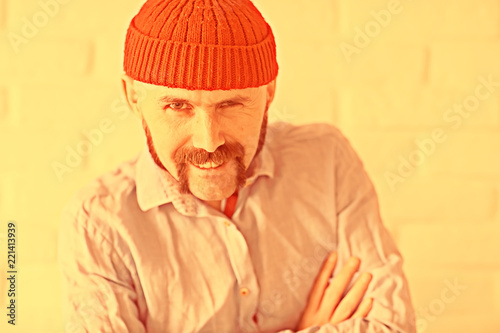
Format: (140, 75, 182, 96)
(124, 0, 279, 90)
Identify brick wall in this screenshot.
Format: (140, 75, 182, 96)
(1, 0, 499, 332)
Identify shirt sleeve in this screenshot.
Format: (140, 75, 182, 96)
(275, 128, 417, 333)
(58, 199, 146, 333)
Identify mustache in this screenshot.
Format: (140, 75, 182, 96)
(174, 142, 245, 165)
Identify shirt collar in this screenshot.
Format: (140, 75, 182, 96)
(135, 142, 275, 213)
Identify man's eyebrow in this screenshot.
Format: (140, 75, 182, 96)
(216, 95, 253, 105)
(158, 96, 191, 104)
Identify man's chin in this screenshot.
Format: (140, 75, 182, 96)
(189, 185, 237, 202)
(182, 161, 240, 199)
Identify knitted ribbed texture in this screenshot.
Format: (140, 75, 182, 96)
(124, 0, 279, 90)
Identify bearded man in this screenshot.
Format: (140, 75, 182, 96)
(58, 0, 416, 332)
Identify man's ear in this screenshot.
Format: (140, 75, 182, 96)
(121, 74, 141, 117)
(266, 79, 277, 105)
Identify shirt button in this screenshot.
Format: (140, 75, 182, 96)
(224, 221, 231, 227)
(240, 287, 250, 296)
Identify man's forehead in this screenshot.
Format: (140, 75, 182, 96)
(134, 79, 265, 103)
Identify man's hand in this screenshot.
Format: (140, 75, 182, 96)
(296, 252, 373, 330)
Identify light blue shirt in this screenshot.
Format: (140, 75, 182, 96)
(58, 122, 416, 332)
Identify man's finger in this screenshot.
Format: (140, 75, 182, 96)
(329, 272, 372, 323)
(317, 256, 360, 316)
(351, 297, 373, 319)
(306, 252, 338, 311)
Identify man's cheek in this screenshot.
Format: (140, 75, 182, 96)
(153, 142, 175, 169)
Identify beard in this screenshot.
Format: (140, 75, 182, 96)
(143, 106, 269, 196)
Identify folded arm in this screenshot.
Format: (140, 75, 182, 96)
(276, 129, 416, 332)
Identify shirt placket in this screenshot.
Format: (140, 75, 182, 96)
(221, 216, 260, 332)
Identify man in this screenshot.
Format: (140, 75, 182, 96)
(58, 0, 416, 332)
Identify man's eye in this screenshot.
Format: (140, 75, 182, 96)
(167, 103, 189, 110)
(220, 102, 239, 109)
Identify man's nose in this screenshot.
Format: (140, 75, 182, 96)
(191, 111, 225, 152)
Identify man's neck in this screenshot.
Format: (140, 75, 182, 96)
(204, 200, 222, 212)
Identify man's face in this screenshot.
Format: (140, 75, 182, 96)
(130, 80, 274, 202)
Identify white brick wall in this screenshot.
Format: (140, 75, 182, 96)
(1, 0, 499, 332)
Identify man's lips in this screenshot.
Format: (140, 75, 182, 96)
(190, 160, 226, 170)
